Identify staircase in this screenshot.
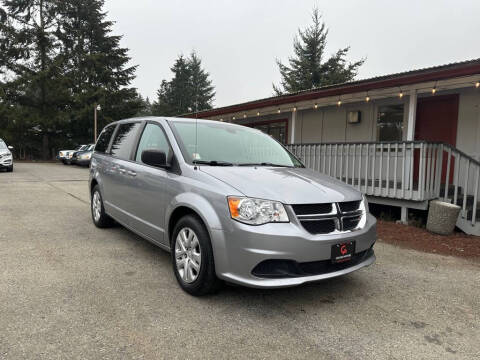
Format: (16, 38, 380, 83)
(287, 141, 480, 236)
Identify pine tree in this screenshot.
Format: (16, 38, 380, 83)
(152, 52, 215, 116)
(273, 9, 364, 95)
(189, 51, 215, 112)
(0, 0, 142, 157)
(57, 0, 142, 143)
(0, 0, 70, 159)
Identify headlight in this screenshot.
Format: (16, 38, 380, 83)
(355, 195, 368, 230)
(227, 196, 289, 225)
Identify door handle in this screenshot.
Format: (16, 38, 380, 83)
(127, 170, 137, 177)
(118, 168, 126, 174)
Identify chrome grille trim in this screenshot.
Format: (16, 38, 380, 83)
(292, 201, 365, 235)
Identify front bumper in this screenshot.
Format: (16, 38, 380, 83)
(76, 158, 91, 166)
(0, 157, 13, 168)
(210, 214, 377, 288)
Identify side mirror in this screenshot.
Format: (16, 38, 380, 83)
(141, 149, 168, 168)
(8, 146, 13, 150)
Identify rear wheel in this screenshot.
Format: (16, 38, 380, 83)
(171, 215, 222, 296)
(91, 185, 113, 228)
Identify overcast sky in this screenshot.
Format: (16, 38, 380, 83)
(104, 0, 480, 107)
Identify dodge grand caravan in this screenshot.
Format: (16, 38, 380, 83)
(89, 117, 376, 295)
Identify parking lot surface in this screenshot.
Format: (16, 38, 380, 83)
(0, 163, 479, 359)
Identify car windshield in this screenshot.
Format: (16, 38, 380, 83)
(0, 141, 6, 150)
(170, 120, 303, 167)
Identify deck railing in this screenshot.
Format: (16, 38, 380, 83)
(286, 141, 480, 229)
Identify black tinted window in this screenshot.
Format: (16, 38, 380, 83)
(110, 122, 141, 160)
(95, 125, 115, 153)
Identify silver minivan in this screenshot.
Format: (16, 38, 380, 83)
(89, 117, 376, 295)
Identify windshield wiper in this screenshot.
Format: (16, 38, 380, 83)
(193, 160, 234, 166)
(237, 162, 294, 168)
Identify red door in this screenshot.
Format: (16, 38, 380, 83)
(414, 94, 459, 183)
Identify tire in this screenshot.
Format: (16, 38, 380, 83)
(91, 185, 113, 228)
(6, 165, 13, 172)
(171, 215, 222, 296)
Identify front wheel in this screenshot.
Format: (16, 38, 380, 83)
(171, 215, 222, 296)
(6, 165, 13, 172)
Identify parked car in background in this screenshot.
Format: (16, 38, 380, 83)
(72, 144, 95, 166)
(58, 144, 88, 164)
(0, 138, 14, 172)
(89, 117, 377, 296)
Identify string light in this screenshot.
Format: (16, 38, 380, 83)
(257, 111, 260, 116)
(314, 103, 318, 109)
(365, 91, 370, 102)
(243, 114, 247, 118)
(232, 116, 236, 120)
(337, 99, 342, 106)
(399, 91, 404, 99)
(431, 87, 436, 95)
(293, 107, 297, 112)
(220, 118, 223, 122)
(277, 108, 281, 113)
(476, 81, 480, 88)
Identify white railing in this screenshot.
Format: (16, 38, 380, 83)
(287, 141, 480, 228)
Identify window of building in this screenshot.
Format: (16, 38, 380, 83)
(249, 120, 287, 144)
(377, 104, 404, 141)
(110, 122, 142, 160)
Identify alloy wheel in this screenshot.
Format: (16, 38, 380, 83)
(175, 227, 202, 283)
(92, 191, 102, 222)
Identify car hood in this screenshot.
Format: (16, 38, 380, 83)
(200, 166, 361, 204)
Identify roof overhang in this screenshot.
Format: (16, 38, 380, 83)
(187, 59, 480, 119)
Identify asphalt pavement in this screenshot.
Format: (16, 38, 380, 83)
(0, 163, 479, 359)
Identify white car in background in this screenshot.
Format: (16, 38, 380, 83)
(58, 144, 88, 164)
(0, 138, 14, 172)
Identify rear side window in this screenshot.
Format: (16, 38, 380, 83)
(95, 125, 115, 153)
(110, 122, 142, 160)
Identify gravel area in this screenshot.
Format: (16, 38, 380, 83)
(378, 220, 480, 259)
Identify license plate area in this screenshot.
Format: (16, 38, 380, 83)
(331, 241, 355, 263)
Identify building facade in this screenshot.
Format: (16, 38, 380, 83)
(188, 59, 480, 235)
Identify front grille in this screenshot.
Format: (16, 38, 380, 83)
(252, 248, 373, 278)
(292, 200, 363, 234)
(339, 201, 361, 213)
(343, 215, 362, 231)
(291, 203, 332, 215)
(301, 219, 336, 234)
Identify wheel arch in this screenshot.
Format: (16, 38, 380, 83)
(166, 193, 223, 246)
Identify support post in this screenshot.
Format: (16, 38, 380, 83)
(290, 110, 296, 144)
(94, 103, 98, 143)
(406, 90, 417, 141)
(401, 206, 408, 224)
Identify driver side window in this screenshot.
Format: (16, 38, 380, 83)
(136, 123, 172, 164)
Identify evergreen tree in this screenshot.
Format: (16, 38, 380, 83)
(152, 52, 215, 116)
(135, 95, 152, 116)
(189, 51, 215, 112)
(57, 0, 142, 144)
(0, 0, 70, 159)
(0, 0, 142, 158)
(273, 9, 364, 95)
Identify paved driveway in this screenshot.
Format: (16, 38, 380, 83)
(0, 163, 479, 359)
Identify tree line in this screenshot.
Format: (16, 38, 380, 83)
(0, 3, 362, 159)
